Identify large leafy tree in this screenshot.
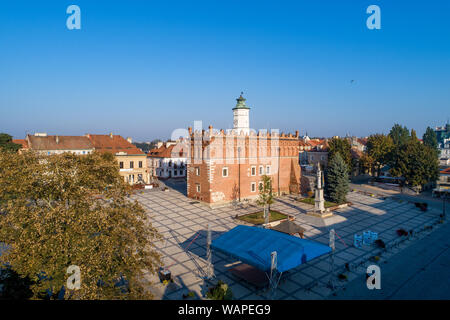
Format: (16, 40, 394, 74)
(328, 137, 352, 172)
(0, 133, 21, 153)
(359, 153, 375, 175)
(422, 126, 439, 153)
(257, 175, 274, 224)
(366, 134, 394, 176)
(0, 151, 161, 299)
(389, 124, 410, 147)
(325, 154, 349, 204)
(388, 124, 411, 170)
(390, 130, 439, 188)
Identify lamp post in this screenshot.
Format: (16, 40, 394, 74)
(443, 191, 447, 220)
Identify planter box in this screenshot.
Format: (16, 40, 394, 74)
(234, 211, 294, 226)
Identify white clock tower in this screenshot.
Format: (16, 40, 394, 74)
(232, 92, 250, 135)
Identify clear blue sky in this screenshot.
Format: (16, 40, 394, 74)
(1, 0, 449, 141)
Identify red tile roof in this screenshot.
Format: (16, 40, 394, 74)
(351, 148, 363, 159)
(307, 139, 326, 147)
(27, 135, 93, 150)
(12, 139, 28, 149)
(147, 143, 186, 158)
(87, 134, 145, 155)
(357, 138, 367, 146)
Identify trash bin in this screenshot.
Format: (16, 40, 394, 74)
(158, 268, 172, 282)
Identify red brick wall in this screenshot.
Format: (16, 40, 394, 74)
(187, 131, 301, 205)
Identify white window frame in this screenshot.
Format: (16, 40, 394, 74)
(195, 167, 200, 176)
(251, 182, 256, 192)
(222, 167, 228, 177)
(251, 166, 256, 176)
(259, 165, 264, 175)
(196, 183, 201, 192)
(266, 165, 271, 175)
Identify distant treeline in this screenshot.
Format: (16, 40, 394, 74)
(133, 139, 162, 153)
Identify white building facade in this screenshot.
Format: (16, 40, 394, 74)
(147, 141, 187, 179)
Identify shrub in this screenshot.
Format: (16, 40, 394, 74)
(206, 280, 232, 300)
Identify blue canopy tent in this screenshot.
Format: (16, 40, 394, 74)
(211, 225, 331, 273)
(210, 225, 331, 293)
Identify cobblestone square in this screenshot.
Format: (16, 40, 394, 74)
(134, 186, 442, 300)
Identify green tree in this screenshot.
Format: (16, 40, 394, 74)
(388, 124, 411, 170)
(0, 151, 161, 299)
(0, 133, 21, 153)
(328, 137, 352, 172)
(389, 124, 410, 147)
(257, 175, 274, 225)
(390, 130, 439, 189)
(325, 154, 349, 204)
(359, 153, 375, 175)
(366, 134, 394, 176)
(422, 126, 439, 152)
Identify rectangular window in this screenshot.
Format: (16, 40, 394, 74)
(266, 165, 271, 175)
(251, 166, 256, 176)
(222, 167, 228, 177)
(259, 181, 264, 191)
(196, 183, 201, 192)
(195, 167, 200, 176)
(130, 161, 134, 169)
(119, 162, 124, 169)
(259, 166, 263, 175)
(251, 182, 256, 192)
(139, 161, 143, 168)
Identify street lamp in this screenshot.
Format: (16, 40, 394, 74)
(443, 191, 447, 220)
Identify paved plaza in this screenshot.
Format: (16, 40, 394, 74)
(134, 184, 445, 300)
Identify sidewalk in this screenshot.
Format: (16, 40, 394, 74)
(328, 220, 450, 300)
(350, 183, 446, 209)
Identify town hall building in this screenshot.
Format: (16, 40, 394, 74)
(186, 94, 301, 206)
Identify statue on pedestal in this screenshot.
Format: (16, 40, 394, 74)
(315, 163, 325, 213)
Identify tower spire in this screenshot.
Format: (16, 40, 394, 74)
(232, 93, 250, 135)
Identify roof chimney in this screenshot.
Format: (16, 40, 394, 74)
(109, 132, 113, 139)
(55, 135, 59, 144)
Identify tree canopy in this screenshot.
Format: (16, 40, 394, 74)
(0, 151, 161, 299)
(366, 134, 394, 176)
(325, 153, 349, 204)
(0, 133, 21, 153)
(422, 126, 439, 152)
(388, 124, 410, 147)
(257, 175, 274, 224)
(327, 137, 352, 171)
(363, 125, 439, 189)
(389, 131, 439, 188)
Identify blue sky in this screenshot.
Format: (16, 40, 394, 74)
(1, 0, 449, 141)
